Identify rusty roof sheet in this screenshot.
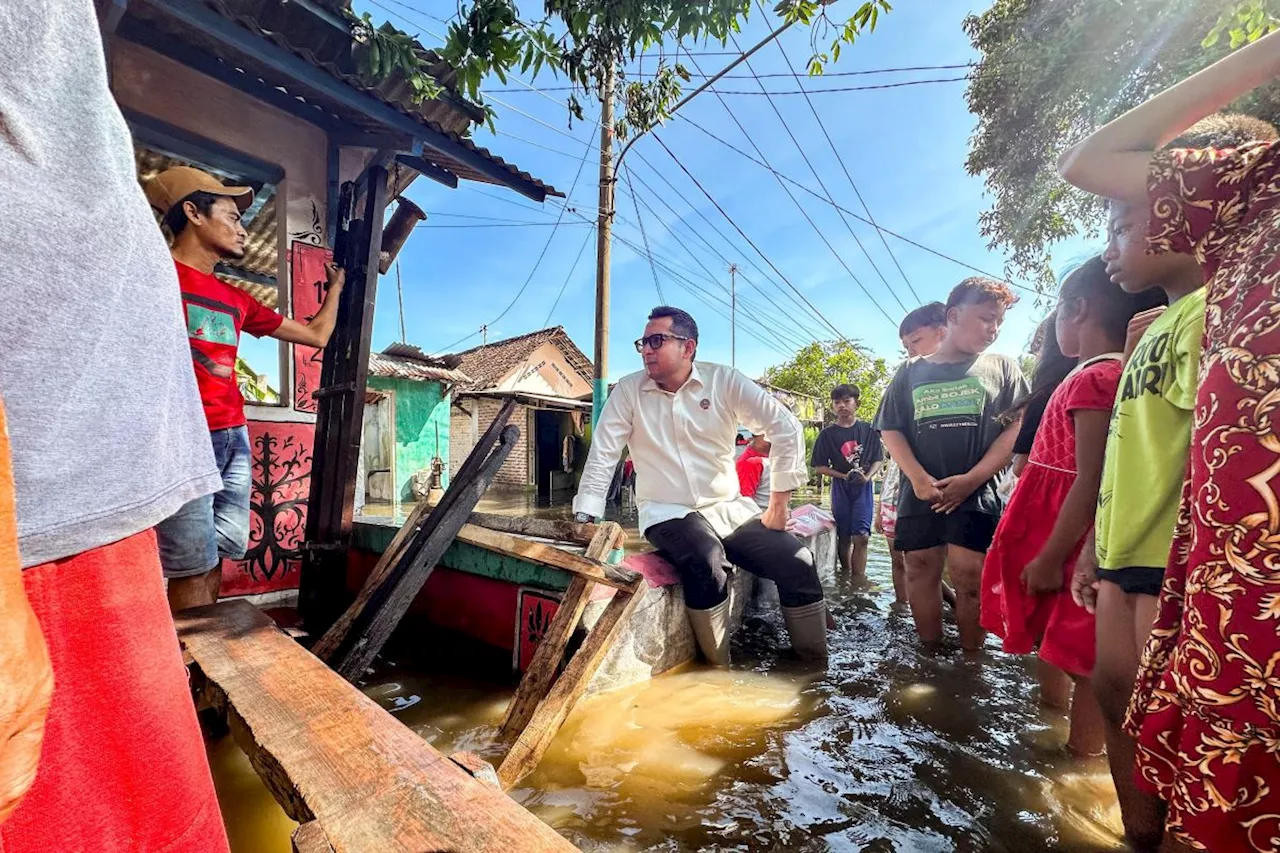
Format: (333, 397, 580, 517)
(125, 0, 560, 197)
(368, 345, 471, 383)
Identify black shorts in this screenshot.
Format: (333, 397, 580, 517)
(893, 511, 998, 554)
(1097, 567, 1165, 597)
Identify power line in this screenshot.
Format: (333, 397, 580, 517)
(415, 221, 594, 228)
(754, 2, 920, 303)
(430, 134, 594, 354)
(488, 76, 974, 94)
(649, 133, 856, 343)
(542, 224, 596, 326)
(681, 47, 903, 324)
(622, 165, 665, 304)
(672, 113, 1036, 293)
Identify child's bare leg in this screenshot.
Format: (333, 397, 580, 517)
(850, 534, 870, 578)
(941, 580, 957, 609)
(1066, 674, 1106, 757)
(904, 546, 945, 643)
(890, 546, 908, 604)
(1093, 582, 1165, 852)
(944, 544, 986, 651)
(836, 533, 853, 574)
(1037, 658, 1071, 710)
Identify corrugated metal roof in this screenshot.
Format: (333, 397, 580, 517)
(368, 347, 471, 383)
(125, 0, 560, 197)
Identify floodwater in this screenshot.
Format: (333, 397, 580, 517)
(206, 535, 1125, 853)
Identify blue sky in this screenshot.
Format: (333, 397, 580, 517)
(354, 0, 1101, 381)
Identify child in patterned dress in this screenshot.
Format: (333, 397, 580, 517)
(1060, 32, 1280, 853)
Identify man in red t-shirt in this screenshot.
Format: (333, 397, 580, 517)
(144, 166, 346, 612)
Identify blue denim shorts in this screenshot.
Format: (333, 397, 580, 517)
(155, 425, 253, 578)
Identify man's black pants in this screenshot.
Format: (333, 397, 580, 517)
(644, 513, 824, 610)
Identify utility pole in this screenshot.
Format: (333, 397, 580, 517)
(729, 263, 738, 369)
(589, 20, 797, 426)
(396, 262, 407, 343)
(591, 66, 616, 428)
(481, 324, 488, 347)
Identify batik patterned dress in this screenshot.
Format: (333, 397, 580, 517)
(1125, 140, 1280, 852)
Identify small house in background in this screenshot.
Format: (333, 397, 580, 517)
(448, 327, 593, 501)
(358, 344, 470, 509)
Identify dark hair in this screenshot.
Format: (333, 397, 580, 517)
(1059, 255, 1167, 344)
(1165, 113, 1279, 150)
(998, 312, 1076, 425)
(648, 306, 699, 342)
(161, 190, 222, 239)
(946, 277, 1018, 312)
(898, 302, 947, 337)
(830, 383, 860, 402)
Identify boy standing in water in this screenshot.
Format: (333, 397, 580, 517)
(1061, 34, 1280, 851)
(878, 304, 948, 603)
(876, 279, 1027, 650)
(812, 385, 883, 579)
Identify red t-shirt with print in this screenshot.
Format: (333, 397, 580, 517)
(176, 262, 283, 430)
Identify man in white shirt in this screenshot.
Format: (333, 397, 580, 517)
(573, 307, 827, 664)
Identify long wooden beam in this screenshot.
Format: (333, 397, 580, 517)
(455, 523, 640, 591)
(177, 601, 578, 853)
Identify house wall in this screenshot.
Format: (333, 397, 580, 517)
(450, 398, 532, 489)
(492, 341, 592, 398)
(111, 39, 331, 598)
(368, 377, 451, 501)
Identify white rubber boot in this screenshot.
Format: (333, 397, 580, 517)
(686, 598, 731, 667)
(782, 599, 829, 662)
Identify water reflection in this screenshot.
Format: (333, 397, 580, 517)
(209, 536, 1124, 852)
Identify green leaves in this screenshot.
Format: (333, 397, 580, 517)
(343, 9, 444, 104)
(762, 341, 891, 421)
(1203, 0, 1280, 49)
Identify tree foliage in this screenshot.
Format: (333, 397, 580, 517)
(964, 0, 1280, 289)
(350, 0, 891, 138)
(762, 341, 892, 422)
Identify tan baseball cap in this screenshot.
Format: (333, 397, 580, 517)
(145, 165, 254, 216)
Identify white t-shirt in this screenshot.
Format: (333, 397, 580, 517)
(0, 0, 220, 566)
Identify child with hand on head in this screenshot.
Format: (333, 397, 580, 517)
(1061, 32, 1280, 852)
(981, 257, 1164, 757)
(875, 279, 1027, 651)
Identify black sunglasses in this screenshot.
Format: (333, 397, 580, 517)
(634, 333, 691, 353)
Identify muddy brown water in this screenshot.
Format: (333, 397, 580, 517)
(207, 532, 1124, 853)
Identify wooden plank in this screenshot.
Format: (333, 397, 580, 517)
(496, 522, 626, 742)
(310, 498, 433, 662)
(292, 822, 335, 853)
(496, 588, 640, 790)
(328, 426, 519, 680)
(464, 511, 598, 547)
(497, 576, 591, 744)
(176, 601, 579, 853)
(455, 524, 640, 592)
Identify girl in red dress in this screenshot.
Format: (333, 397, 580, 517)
(1059, 31, 1280, 852)
(982, 256, 1162, 755)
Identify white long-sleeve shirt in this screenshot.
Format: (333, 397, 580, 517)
(573, 362, 808, 537)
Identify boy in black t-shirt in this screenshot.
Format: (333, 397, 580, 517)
(875, 278, 1027, 650)
(812, 384, 883, 579)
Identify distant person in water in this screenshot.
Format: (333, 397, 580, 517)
(875, 278, 1027, 651)
(573, 306, 827, 665)
(811, 385, 883, 579)
(736, 434, 772, 510)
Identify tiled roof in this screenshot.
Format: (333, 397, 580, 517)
(368, 342, 471, 383)
(124, 0, 560, 196)
(448, 327, 593, 390)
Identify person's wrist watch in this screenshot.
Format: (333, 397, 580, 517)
(574, 512, 594, 524)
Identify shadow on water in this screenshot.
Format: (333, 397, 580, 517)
(208, 531, 1125, 852)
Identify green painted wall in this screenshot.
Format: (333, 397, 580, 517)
(352, 521, 571, 592)
(368, 377, 451, 501)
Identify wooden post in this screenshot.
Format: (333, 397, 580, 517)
(497, 523, 625, 743)
(301, 167, 390, 632)
(496, 586, 640, 790)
